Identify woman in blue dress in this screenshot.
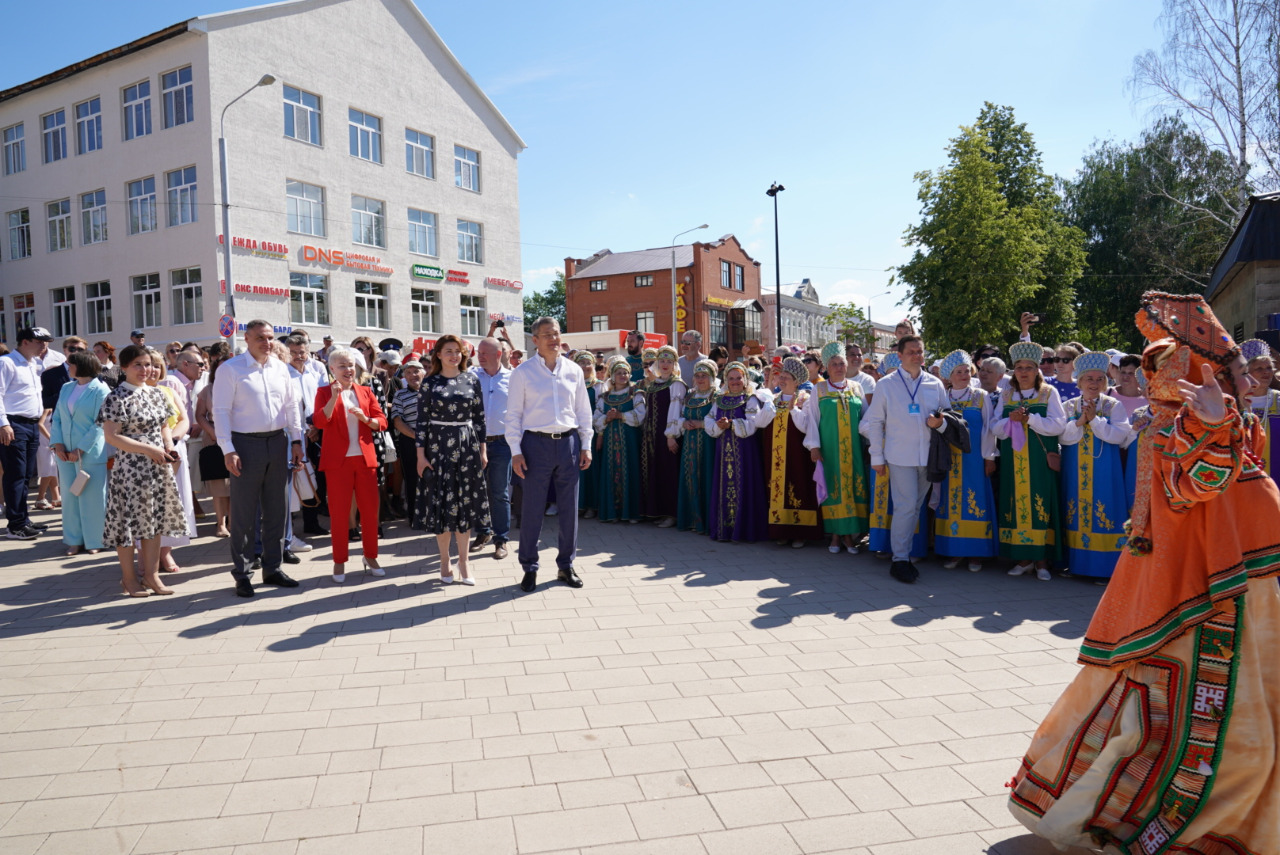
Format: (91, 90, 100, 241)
(593, 356, 645, 523)
(675, 360, 718, 534)
(704, 362, 774, 542)
(933, 350, 999, 571)
(50, 351, 111, 555)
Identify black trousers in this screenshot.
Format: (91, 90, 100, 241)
(394, 434, 419, 522)
(0, 420, 38, 529)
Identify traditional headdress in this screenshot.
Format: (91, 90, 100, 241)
(723, 360, 749, 378)
(781, 356, 808, 385)
(820, 341, 842, 363)
(1136, 291, 1238, 370)
(880, 352, 902, 372)
(939, 349, 971, 379)
(1240, 338, 1272, 364)
(693, 359, 718, 378)
(605, 355, 631, 378)
(1008, 341, 1043, 366)
(642, 347, 657, 361)
(655, 345, 678, 361)
(1072, 351, 1111, 378)
(573, 350, 594, 368)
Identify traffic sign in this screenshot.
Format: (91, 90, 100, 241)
(218, 314, 235, 338)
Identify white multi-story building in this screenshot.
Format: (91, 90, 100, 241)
(760, 279, 836, 352)
(0, 0, 525, 352)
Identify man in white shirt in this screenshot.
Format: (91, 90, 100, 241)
(506, 317, 594, 592)
(0, 327, 53, 539)
(676, 330, 708, 385)
(843, 343, 877, 400)
(860, 335, 948, 584)
(471, 337, 513, 559)
(213, 320, 304, 597)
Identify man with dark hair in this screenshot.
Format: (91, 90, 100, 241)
(0, 327, 54, 539)
(624, 330, 646, 382)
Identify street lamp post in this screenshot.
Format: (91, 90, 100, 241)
(218, 74, 276, 352)
(866, 288, 892, 356)
(766, 183, 785, 349)
(670, 224, 708, 345)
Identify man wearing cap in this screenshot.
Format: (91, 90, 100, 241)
(130, 330, 146, 348)
(471, 337, 513, 558)
(0, 328, 54, 539)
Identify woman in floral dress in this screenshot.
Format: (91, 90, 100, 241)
(414, 335, 489, 584)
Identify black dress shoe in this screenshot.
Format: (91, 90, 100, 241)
(557, 568, 584, 588)
(282, 550, 300, 565)
(261, 570, 300, 588)
(348, 528, 360, 541)
(519, 571, 537, 592)
(470, 532, 492, 551)
(303, 526, 329, 536)
(234, 579, 255, 598)
(889, 561, 918, 584)
(251, 555, 262, 570)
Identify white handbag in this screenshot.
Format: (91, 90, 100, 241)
(69, 461, 91, 497)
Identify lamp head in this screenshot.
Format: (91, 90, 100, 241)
(257, 74, 276, 87)
(766, 183, 785, 197)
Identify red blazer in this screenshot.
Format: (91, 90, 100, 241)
(313, 384, 388, 471)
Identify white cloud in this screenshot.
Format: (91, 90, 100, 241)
(522, 266, 562, 293)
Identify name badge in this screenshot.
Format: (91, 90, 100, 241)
(908, 403, 920, 415)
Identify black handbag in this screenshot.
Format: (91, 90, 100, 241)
(199, 443, 231, 481)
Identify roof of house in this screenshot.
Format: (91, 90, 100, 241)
(1206, 191, 1280, 301)
(569, 234, 742, 280)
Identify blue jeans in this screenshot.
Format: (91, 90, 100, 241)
(516, 432, 581, 574)
(483, 437, 512, 545)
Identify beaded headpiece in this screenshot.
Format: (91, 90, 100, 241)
(655, 345, 678, 361)
(1072, 351, 1111, 378)
(693, 359, 718, 377)
(605, 355, 630, 378)
(573, 350, 594, 368)
(939, 349, 972, 379)
(1136, 291, 1237, 367)
(1008, 341, 1043, 366)
(642, 347, 657, 360)
(880, 352, 902, 372)
(1240, 338, 1272, 364)
(781, 356, 808, 385)
(820, 341, 842, 363)
(723, 360, 748, 378)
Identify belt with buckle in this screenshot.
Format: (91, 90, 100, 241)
(486, 435, 506, 443)
(527, 429, 570, 440)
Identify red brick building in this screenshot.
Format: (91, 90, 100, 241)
(565, 235, 763, 352)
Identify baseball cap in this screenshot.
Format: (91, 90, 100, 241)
(378, 349, 402, 366)
(130, 329, 145, 338)
(323, 334, 333, 342)
(17, 327, 54, 342)
(401, 357, 423, 370)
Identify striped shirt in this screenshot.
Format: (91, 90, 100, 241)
(389, 385, 422, 433)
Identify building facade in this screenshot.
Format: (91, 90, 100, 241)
(564, 234, 762, 353)
(759, 279, 836, 352)
(1206, 192, 1280, 351)
(0, 0, 525, 352)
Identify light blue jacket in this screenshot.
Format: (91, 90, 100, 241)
(49, 378, 110, 465)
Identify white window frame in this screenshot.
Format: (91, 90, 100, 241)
(734, 264, 744, 291)
(85, 281, 112, 335)
(410, 287, 440, 334)
(42, 110, 67, 163)
(355, 280, 389, 330)
(170, 266, 203, 326)
(720, 260, 732, 289)
(166, 166, 197, 226)
(634, 275, 654, 288)
(123, 80, 151, 141)
(127, 176, 157, 235)
(459, 294, 485, 337)
(348, 108, 382, 163)
(289, 272, 329, 326)
(591, 315, 608, 331)
(47, 199, 71, 253)
(454, 145, 480, 192)
(351, 195, 386, 248)
(589, 279, 606, 291)
(283, 85, 321, 145)
(131, 273, 161, 329)
(162, 66, 194, 129)
(81, 190, 107, 245)
(7, 209, 31, 260)
(635, 311, 655, 333)
(405, 128, 435, 178)
(13, 293, 36, 332)
(75, 97, 102, 155)
(52, 286, 76, 337)
(408, 208, 438, 257)
(286, 179, 325, 237)
(3, 123, 25, 175)
(456, 219, 483, 264)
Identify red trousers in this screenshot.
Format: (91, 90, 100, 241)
(326, 455, 379, 563)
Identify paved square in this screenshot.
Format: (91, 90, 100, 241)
(0, 506, 1103, 854)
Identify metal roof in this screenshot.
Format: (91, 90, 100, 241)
(1206, 192, 1280, 301)
(570, 246, 695, 280)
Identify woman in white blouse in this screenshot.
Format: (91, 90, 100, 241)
(704, 362, 775, 542)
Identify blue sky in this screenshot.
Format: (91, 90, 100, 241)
(1, 0, 1168, 326)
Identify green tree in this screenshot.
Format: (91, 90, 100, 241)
(896, 105, 1086, 356)
(826, 302, 874, 351)
(1061, 116, 1239, 352)
(523, 272, 567, 330)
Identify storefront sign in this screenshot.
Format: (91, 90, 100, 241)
(617, 331, 667, 349)
(705, 295, 736, 308)
(484, 276, 523, 290)
(409, 337, 436, 356)
(447, 269, 470, 284)
(676, 281, 688, 334)
(234, 283, 289, 298)
(300, 244, 394, 276)
(412, 264, 445, 281)
(237, 322, 292, 334)
(218, 234, 289, 260)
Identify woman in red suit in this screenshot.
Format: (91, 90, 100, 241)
(314, 348, 388, 582)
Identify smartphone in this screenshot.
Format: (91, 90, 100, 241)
(1030, 313, 1045, 324)
(166, 449, 181, 463)
(494, 319, 505, 327)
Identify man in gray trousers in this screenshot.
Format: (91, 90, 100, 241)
(212, 320, 304, 597)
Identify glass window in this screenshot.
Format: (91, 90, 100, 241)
(166, 166, 197, 226)
(127, 176, 157, 235)
(3, 123, 25, 175)
(635, 311, 655, 333)
(348, 109, 382, 163)
(7, 209, 31, 260)
(734, 264, 744, 291)
(355, 280, 388, 329)
(52, 286, 76, 337)
(81, 190, 107, 245)
(456, 219, 483, 263)
(13, 294, 36, 332)
(411, 287, 439, 334)
(406, 128, 434, 178)
(162, 66, 194, 129)
(283, 86, 321, 145)
(75, 98, 102, 155)
(591, 315, 609, 331)
(286, 180, 325, 236)
(634, 275, 653, 288)
(0, 298, 7, 344)
(351, 195, 385, 247)
(459, 294, 485, 337)
(708, 309, 727, 346)
(85, 281, 112, 335)
(408, 208, 437, 256)
(171, 267, 203, 326)
(131, 273, 161, 329)
(123, 80, 151, 141)
(720, 260, 731, 289)
(47, 199, 71, 252)
(42, 110, 67, 163)
(589, 279, 606, 291)
(289, 272, 329, 326)
(454, 145, 480, 191)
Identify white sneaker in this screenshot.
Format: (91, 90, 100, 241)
(545, 504, 559, 516)
(1008, 563, 1032, 576)
(968, 562, 983, 573)
(288, 536, 313, 553)
(1036, 566, 1052, 582)
(942, 557, 962, 569)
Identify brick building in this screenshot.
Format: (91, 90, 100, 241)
(564, 234, 763, 352)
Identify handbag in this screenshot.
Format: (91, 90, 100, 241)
(69, 460, 91, 497)
(199, 443, 231, 481)
(1035, 431, 1061, 472)
(292, 458, 320, 508)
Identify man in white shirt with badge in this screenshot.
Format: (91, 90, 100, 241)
(506, 317, 593, 592)
(213, 320, 304, 597)
(0, 327, 53, 539)
(860, 334, 948, 584)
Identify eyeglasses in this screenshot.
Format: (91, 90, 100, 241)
(166, 348, 181, 354)
(801, 358, 816, 364)
(1040, 358, 1057, 365)
(65, 345, 86, 353)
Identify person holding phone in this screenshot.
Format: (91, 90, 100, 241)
(99, 344, 189, 597)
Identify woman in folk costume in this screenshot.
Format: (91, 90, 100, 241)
(864, 352, 928, 559)
(593, 356, 645, 524)
(639, 345, 685, 528)
(1239, 339, 1280, 489)
(704, 361, 775, 542)
(932, 350, 999, 571)
(1008, 292, 1280, 853)
(574, 351, 602, 519)
(762, 357, 822, 548)
(1058, 352, 1132, 581)
(676, 360, 719, 534)
(990, 341, 1068, 581)
(802, 342, 870, 554)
